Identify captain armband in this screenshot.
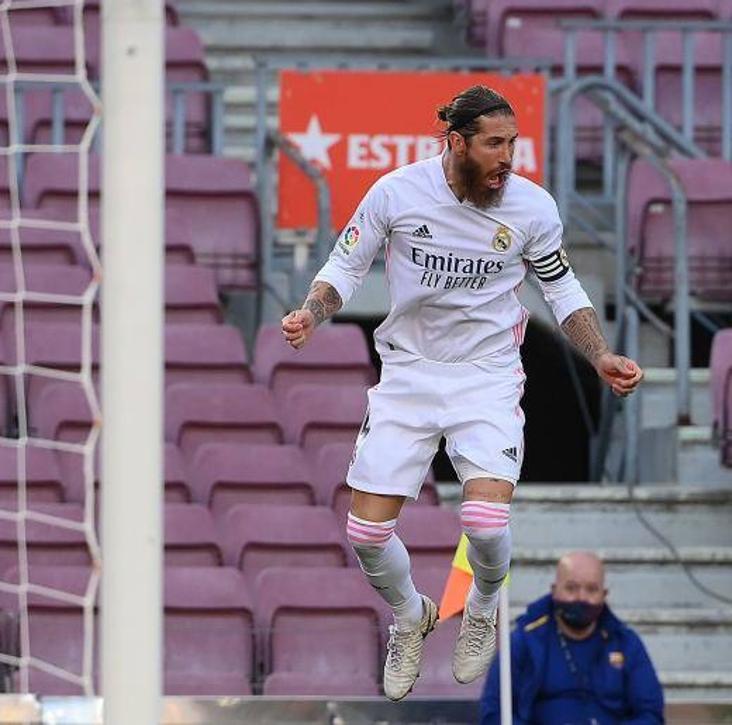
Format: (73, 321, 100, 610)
(530, 247, 572, 282)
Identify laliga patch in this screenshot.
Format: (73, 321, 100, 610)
(608, 651, 625, 669)
(492, 225, 512, 253)
(338, 224, 361, 255)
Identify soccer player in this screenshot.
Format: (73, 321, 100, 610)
(281, 85, 644, 701)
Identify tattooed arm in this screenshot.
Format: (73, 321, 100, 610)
(561, 307, 644, 396)
(281, 280, 343, 350)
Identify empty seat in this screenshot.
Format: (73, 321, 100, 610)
(165, 504, 222, 567)
(22, 86, 97, 148)
(0, 215, 85, 266)
(393, 506, 462, 573)
(627, 158, 732, 301)
(29, 381, 96, 444)
(165, 325, 251, 386)
(0, 263, 94, 341)
(283, 384, 367, 456)
(0, 27, 81, 77)
(255, 567, 382, 696)
(164, 566, 255, 695)
(710, 328, 732, 466)
(0, 503, 90, 577)
(165, 265, 222, 324)
(0, 565, 97, 695)
(0, 445, 65, 504)
(165, 384, 282, 456)
(222, 504, 347, 583)
(312, 441, 439, 521)
(254, 322, 375, 400)
(190, 443, 316, 517)
(163, 444, 193, 504)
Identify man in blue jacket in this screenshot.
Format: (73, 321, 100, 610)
(480, 551, 664, 724)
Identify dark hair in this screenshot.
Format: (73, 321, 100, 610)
(437, 85, 515, 148)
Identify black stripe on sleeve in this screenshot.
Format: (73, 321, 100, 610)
(531, 248, 571, 282)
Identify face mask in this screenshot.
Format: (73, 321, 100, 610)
(553, 599, 604, 631)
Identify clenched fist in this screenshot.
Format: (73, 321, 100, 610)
(281, 309, 316, 350)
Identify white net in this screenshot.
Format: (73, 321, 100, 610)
(0, 0, 101, 695)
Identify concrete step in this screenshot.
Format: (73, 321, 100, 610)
(641, 367, 711, 428)
(178, 0, 452, 21)
(678, 425, 732, 485)
(195, 22, 437, 53)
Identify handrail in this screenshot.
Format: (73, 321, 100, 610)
(557, 75, 694, 436)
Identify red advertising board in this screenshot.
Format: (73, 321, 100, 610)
(277, 70, 546, 230)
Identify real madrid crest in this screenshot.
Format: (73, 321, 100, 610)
(492, 225, 512, 253)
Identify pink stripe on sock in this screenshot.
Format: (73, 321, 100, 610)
(346, 520, 395, 537)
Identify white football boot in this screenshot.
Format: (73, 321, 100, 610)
(452, 607, 497, 684)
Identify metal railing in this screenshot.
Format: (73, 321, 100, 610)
(555, 74, 704, 479)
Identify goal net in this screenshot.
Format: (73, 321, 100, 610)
(0, 0, 101, 696)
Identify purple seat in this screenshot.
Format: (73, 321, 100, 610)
(165, 265, 222, 324)
(165, 383, 282, 456)
(164, 444, 192, 503)
(222, 504, 347, 583)
(190, 443, 316, 517)
(0, 445, 65, 504)
(255, 567, 381, 696)
(254, 322, 376, 401)
(164, 503, 223, 567)
(163, 155, 259, 289)
(627, 158, 732, 301)
(164, 325, 251, 386)
(394, 506, 462, 573)
(24, 155, 257, 289)
(0, 264, 95, 343)
(283, 384, 367, 456)
(0, 214, 84, 266)
(4, 6, 62, 26)
(0, 27, 82, 77)
(408, 567, 484, 698)
(0, 503, 90, 578)
(710, 329, 732, 466)
(0, 565, 97, 695)
(312, 441, 439, 521)
(23, 86, 96, 148)
(164, 566, 254, 695)
(29, 381, 96, 444)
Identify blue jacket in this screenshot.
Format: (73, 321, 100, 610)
(480, 594, 664, 725)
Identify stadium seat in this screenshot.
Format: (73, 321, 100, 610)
(0, 445, 65, 504)
(0, 565, 97, 695)
(164, 325, 251, 386)
(22, 86, 97, 148)
(312, 441, 439, 521)
(164, 265, 222, 325)
(282, 384, 367, 456)
(23, 154, 259, 289)
(4, 6, 62, 26)
(29, 381, 95, 444)
(165, 383, 282, 456)
(163, 444, 193, 504)
(222, 504, 348, 583)
(0, 503, 90, 577)
(0, 27, 82, 77)
(391, 506, 462, 573)
(0, 214, 84, 266)
(253, 322, 376, 401)
(164, 566, 255, 696)
(164, 503, 223, 567)
(255, 567, 382, 696)
(627, 158, 732, 301)
(710, 328, 732, 466)
(189, 443, 316, 517)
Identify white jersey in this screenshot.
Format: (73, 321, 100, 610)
(314, 153, 592, 364)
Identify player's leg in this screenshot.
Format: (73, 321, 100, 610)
(346, 362, 441, 701)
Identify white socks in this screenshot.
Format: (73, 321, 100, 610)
(346, 512, 423, 631)
(461, 501, 512, 617)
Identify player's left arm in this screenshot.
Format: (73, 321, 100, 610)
(523, 193, 643, 397)
(560, 307, 644, 397)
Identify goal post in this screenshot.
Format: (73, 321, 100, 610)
(101, 2, 164, 723)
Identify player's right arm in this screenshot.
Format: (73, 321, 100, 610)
(282, 180, 389, 349)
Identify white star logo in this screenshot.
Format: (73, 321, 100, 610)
(288, 114, 341, 170)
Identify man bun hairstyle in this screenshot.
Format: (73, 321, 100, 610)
(437, 85, 515, 148)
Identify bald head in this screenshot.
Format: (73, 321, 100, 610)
(552, 551, 607, 605)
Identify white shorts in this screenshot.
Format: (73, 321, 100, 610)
(347, 356, 526, 499)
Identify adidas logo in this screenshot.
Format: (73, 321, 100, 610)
(502, 446, 518, 462)
(411, 224, 432, 239)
